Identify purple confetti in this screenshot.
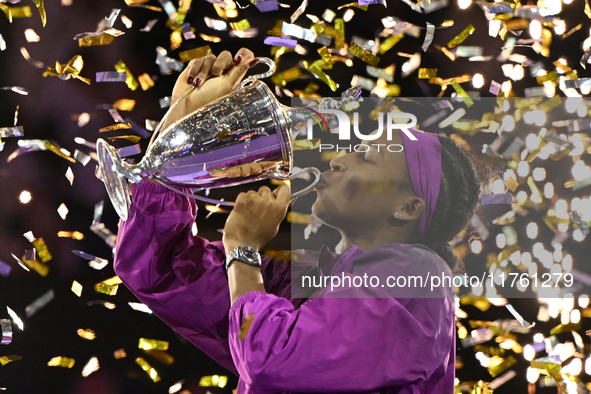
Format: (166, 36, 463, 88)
(24, 249, 35, 261)
(181, 23, 196, 40)
(108, 108, 125, 123)
(489, 80, 501, 96)
(72, 250, 96, 260)
(96, 71, 127, 82)
(263, 36, 297, 48)
(481, 193, 512, 205)
(0, 260, 12, 277)
(124, 117, 151, 138)
(359, 0, 386, 4)
(253, 0, 279, 12)
(117, 143, 141, 157)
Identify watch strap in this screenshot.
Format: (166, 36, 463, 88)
(225, 246, 262, 270)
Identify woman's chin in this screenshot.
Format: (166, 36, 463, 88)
(311, 200, 330, 226)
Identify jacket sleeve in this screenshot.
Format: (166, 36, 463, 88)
(113, 180, 237, 372)
(228, 287, 454, 392)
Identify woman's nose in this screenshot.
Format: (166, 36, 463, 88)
(329, 154, 348, 172)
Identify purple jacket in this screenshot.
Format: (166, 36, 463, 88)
(113, 180, 456, 394)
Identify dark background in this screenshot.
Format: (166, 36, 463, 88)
(0, 0, 590, 392)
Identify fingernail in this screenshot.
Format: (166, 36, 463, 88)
(234, 55, 242, 66)
(224, 63, 234, 71)
(248, 59, 259, 68)
(193, 77, 202, 87)
(187, 75, 194, 85)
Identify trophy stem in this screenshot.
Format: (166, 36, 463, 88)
(96, 138, 134, 221)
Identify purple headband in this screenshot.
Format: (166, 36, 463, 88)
(400, 130, 442, 240)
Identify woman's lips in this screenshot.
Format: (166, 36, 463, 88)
(315, 174, 328, 190)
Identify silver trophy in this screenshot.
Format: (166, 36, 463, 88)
(97, 58, 360, 220)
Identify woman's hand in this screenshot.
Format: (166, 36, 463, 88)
(161, 48, 259, 130)
(209, 161, 279, 178)
(223, 184, 290, 253)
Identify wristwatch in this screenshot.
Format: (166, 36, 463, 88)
(225, 246, 262, 270)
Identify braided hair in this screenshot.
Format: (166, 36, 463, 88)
(420, 136, 482, 272)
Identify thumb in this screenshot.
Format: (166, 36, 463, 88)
(273, 183, 291, 205)
(225, 59, 252, 89)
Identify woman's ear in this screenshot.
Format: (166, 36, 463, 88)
(393, 197, 425, 221)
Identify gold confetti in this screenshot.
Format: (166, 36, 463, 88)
(379, 33, 404, 54)
(334, 18, 345, 48)
(77, 328, 96, 340)
(199, 33, 221, 42)
(21, 255, 49, 276)
(102, 276, 123, 286)
(337, 2, 368, 10)
(108, 135, 142, 143)
(450, 79, 474, 107)
(550, 322, 580, 335)
(447, 24, 475, 48)
(79, 33, 115, 47)
(0, 355, 22, 366)
(144, 350, 174, 365)
(309, 64, 339, 91)
(99, 123, 132, 132)
(114, 61, 139, 91)
(135, 357, 161, 382)
(321, 149, 346, 162)
(199, 375, 228, 388)
(317, 46, 335, 65)
(349, 42, 380, 66)
(43, 55, 90, 84)
(238, 313, 255, 340)
(504, 18, 529, 31)
(113, 99, 136, 111)
(230, 19, 250, 31)
(287, 212, 311, 224)
(293, 138, 321, 150)
(113, 349, 127, 359)
(47, 356, 75, 368)
(435, 45, 456, 61)
(213, 2, 237, 19)
(131, 4, 163, 11)
(504, 177, 519, 192)
(94, 282, 118, 296)
(32, 238, 52, 262)
(170, 30, 182, 51)
(43, 141, 77, 163)
(178, 45, 212, 62)
(138, 73, 155, 90)
(71, 281, 83, 297)
(57, 231, 84, 240)
(418, 68, 437, 79)
(139, 338, 169, 351)
(0, 5, 32, 22)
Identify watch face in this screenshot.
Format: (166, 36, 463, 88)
(242, 247, 257, 260)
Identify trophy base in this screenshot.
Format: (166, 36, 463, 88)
(97, 139, 132, 221)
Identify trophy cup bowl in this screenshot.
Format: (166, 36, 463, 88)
(97, 58, 321, 221)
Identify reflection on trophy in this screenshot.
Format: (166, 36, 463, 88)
(97, 58, 361, 221)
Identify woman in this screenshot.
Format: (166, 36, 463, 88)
(113, 48, 482, 393)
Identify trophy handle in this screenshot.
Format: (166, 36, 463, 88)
(153, 166, 321, 207)
(265, 167, 322, 203)
(236, 57, 276, 90)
